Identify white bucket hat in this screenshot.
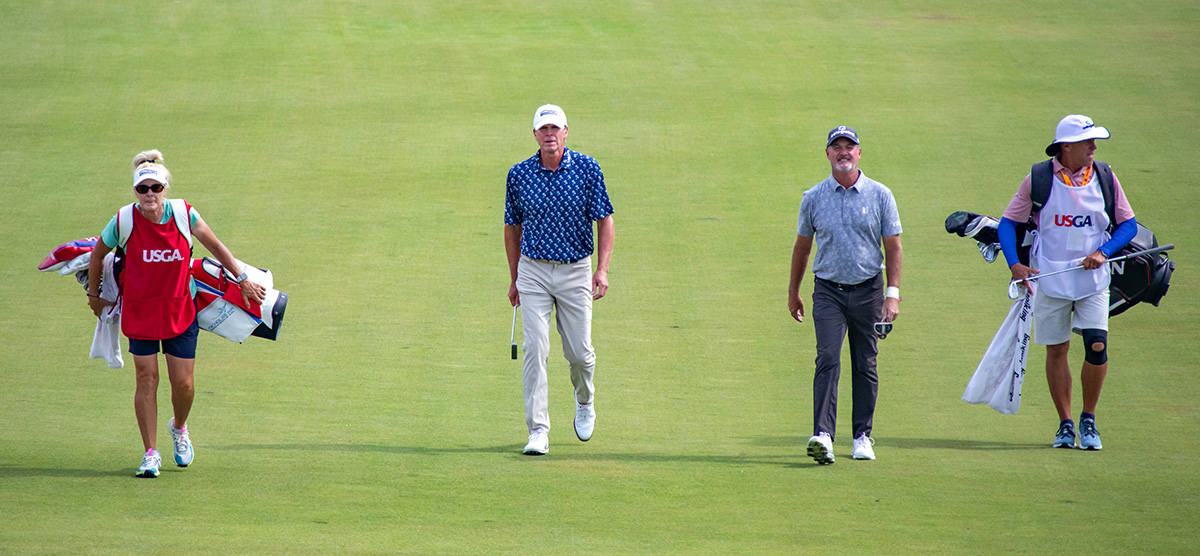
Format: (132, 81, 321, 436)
(1046, 114, 1110, 156)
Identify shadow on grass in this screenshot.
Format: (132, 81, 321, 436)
(209, 443, 814, 468)
(0, 464, 130, 479)
(743, 436, 1045, 451)
(210, 443, 515, 455)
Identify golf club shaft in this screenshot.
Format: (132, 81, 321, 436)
(1107, 243, 1173, 264)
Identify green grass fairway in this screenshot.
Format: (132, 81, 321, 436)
(2, 1, 1198, 553)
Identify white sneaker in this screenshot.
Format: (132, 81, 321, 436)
(807, 432, 834, 465)
(168, 418, 194, 467)
(574, 402, 595, 442)
(852, 434, 876, 460)
(523, 431, 549, 455)
(136, 449, 161, 478)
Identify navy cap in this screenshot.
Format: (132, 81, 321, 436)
(826, 125, 859, 147)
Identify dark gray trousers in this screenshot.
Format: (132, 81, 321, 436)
(811, 274, 884, 441)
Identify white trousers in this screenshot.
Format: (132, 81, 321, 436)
(517, 255, 595, 434)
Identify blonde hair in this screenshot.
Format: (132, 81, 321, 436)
(132, 149, 172, 191)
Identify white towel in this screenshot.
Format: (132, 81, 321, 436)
(89, 252, 123, 369)
(963, 287, 1035, 414)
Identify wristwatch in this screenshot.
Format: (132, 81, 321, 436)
(230, 271, 248, 284)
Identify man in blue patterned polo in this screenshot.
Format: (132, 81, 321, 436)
(787, 126, 903, 464)
(505, 104, 615, 456)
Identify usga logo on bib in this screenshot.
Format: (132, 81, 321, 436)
(1054, 214, 1093, 228)
(143, 249, 185, 262)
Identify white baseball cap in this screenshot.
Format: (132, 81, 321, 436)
(133, 166, 169, 187)
(1046, 114, 1110, 156)
(532, 104, 567, 130)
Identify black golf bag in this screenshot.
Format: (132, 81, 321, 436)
(945, 210, 1174, 317)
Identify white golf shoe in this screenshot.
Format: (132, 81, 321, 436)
(523, 431, 549, 455)
(574, 402, 595, 442)
(807, 432, 834, 465)
(852, 434, 876, 460)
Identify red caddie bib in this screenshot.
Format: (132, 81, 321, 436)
(120, 204, 196, 340)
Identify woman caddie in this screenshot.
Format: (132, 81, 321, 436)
(86, 150, 265, 478)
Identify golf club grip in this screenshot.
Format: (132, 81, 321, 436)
(511, 344, 518, 359)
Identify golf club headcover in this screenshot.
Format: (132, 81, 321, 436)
(1082, 328, 1107, 365)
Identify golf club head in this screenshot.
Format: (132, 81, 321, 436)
(511, 343, 518, 360)
(874, 322, 893, 340)
(1007, 280, 1023, 300)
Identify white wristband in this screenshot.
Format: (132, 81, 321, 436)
(885, 287, 901, 300)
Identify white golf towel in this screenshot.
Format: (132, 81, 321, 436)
(89, 252, 123, 369)
(963, 288, 1034, 414)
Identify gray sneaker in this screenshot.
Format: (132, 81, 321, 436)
(1052, 421, 1077, 449)
(807, 433, 835, 465)
(1079, 418, 1102, 450)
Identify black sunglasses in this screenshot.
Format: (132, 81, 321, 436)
(135, 183, 165, 194)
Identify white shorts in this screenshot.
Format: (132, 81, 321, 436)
(1033, 287, 1109, 345)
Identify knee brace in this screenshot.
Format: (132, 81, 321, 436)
(1082, 328, 1107, 365)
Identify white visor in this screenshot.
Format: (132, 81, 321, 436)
(133, 166, 169, 187)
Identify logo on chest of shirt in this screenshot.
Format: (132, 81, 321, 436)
(142, 249, 186, 263)
(1054, 214, 1094, 228)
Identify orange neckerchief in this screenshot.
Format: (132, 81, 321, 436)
(1060, 165, 1092, 188)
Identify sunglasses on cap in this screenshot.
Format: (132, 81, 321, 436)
(134, 183, 165, 194)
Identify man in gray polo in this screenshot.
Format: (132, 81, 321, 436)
(787, 126, 903, 464)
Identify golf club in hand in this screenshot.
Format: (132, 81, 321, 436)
(510, 304, 518, 360)
(1007, 244, 1174, 299)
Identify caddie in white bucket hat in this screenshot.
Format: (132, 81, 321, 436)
(998, 114, 1139, 452)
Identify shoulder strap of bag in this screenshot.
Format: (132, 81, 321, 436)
(1029, 160, 1054, 214)
(117, 203, 136, 249)
(169, 198, 194, 249)
(1093, 161, 1116, 232)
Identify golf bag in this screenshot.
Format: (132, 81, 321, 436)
(191, 257, 288, 342)
(945, 210, 1174, 317)
(40, 235, 289, 344)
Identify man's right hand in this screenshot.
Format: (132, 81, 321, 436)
(788, 293, 805, 323)
(1009, 263, 1038, 291)
(508, 282, 520, 307)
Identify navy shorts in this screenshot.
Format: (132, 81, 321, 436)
(128, 317, 199, 359)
